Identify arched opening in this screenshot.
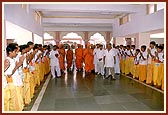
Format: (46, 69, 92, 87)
(43, 32, 55, 45)
(61, 32, 85, 47)
(89, 32, 106, 46)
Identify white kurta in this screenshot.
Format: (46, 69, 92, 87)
(147, 48, 157, 64)
(93, 48, 99, 72)
(125, 49, 131, 59)
(134, 53, 141, 64)
(139, 51, 148, 65)
(35, 50, 42, 64)
(131, 49, 136, 57)
(49, 50, 61, 77)
(114, 49, 120, 73)
(96, 49, 105, 75)
(104, 49, 116, 67)
(158, 52, 164, 63)
(5, 57, 23, 86)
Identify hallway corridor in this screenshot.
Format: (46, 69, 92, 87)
(28, 70, 164, 111)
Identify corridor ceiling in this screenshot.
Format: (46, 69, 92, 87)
(29, 4, 144, 32)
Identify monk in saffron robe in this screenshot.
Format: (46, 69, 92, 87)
(58, 44, 65, 72)
(90, 44, 95, 71)
(66, 45, 73, 71)
(75, 44, 83, 71)
(83, 44, 94, 73)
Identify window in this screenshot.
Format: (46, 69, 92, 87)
(21, 4, 27, 9)
(146, 4, 157, 14)
(119, 14, 130, 25)
(34, 11, 41, 25)
(146, 4, 164, 14)
(157, 4, 165, 11)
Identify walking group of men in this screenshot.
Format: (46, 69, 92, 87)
(3, 40, 164, 111)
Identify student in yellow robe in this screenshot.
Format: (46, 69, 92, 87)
(133, 49, 140, 79)
(146, 41, 157, 85)
(153, 45, 164, 88)
(5, 43, 24, 111)
(139, 45, 148, 82)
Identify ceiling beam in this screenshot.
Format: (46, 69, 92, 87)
(44, 26, 113, 32)
(30, 4, 143, 13)
(42, 18, 114, 24)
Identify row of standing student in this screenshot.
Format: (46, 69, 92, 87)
(119, 41, 164, 90)
(3, 42, 51, 111)
(74, 41, 164, 90)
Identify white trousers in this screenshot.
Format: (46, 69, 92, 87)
(97, 61, 104, 75)
(105, 67, 115, 77)
(94, 61, 98, 73)
(51, 65, 61, 78)
(114, 62, 120, 74)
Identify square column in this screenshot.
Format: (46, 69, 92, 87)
(84, 31, 89, 45)
(106, 31, 111, 44)
(136, 32, 150, 48)
(55, 31, 60, 45)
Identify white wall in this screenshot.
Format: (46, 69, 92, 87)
(4, 4, 43, 37)
(115, 37, 126, 46)
(34, 33, 43, 45)
(113, 8, 164, 37)
(150, 38, 164, 45)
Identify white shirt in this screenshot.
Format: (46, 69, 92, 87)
(134, 53, 141, 64)
(131, 49, 136, 57)
(5, 57, 23, 86)
(29, 54, 36, 72)
(27, 49, 33, 55)
(49, 50, 60, 66)
(16, 53, 24, 79)
(35, 50, 42, 64)
(125, 49, 131, 59)
(14, 52, 21, 62)
(139, 51, 148, 65)
(3, 75, 8, 88)
(147, 48, 157, 64)
(158, 52, 164, 63)
(115, 48, 120, 63)
(96, 49, 105, 62)
(104, 49, 116, 67)
(120, 49, 126, 60)
(43, 50, 48, 57)
(22, 53, 28, 68)
(93, 48, 99, 64)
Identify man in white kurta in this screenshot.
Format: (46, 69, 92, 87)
(93, 44, 99, 74)
(104, 43, 116, 80)
(49, 45, 61, 79)
(114, 47, 120, 75)
(96, 44, 105, 76)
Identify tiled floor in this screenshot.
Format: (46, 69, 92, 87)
(29, 70, 164, 111)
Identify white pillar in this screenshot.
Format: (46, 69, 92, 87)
(136, 32, 150, 49)
(115, 37, 126, 46)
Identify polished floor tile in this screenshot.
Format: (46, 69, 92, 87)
(30, 70, 164, 111)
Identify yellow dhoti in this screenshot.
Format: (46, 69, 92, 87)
(23, 69, 31, 105)
(4, 86, 10, 111)
(146, 61, 154, 84)
(35, 63, 40, 86)
(139, 65, 147, 82)
(153, 62, 160, 86)
(161, 63, 164, 90)
(129, 57, 134, 75)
